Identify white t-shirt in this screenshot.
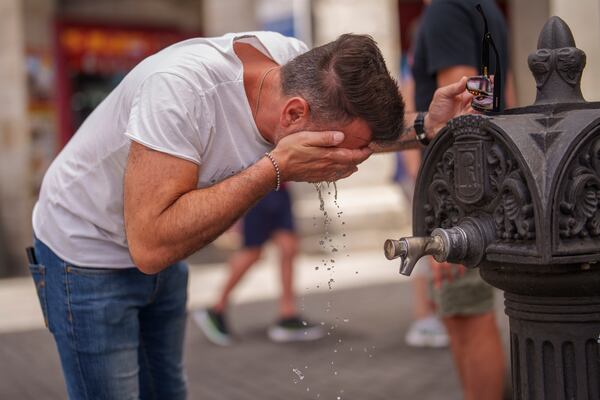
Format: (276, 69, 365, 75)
(33, 31, 308, 268)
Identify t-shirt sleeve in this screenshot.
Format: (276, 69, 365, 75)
(253, 31, 309, 64)
(125, 72, 206, 165)
(421, 2, 479, 76)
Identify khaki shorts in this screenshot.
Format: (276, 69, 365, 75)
(431, 266, 494, 317)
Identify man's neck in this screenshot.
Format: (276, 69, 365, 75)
(233, 42, 280, 144)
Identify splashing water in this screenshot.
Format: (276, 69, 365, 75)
(292, 368, 305, 381)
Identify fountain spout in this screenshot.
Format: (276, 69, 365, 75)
(384, 235, 445, 276)
(384, 217, 494, 276)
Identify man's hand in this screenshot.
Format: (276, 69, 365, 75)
(425, 76, 474, 140)
(271, 131, 372, 183)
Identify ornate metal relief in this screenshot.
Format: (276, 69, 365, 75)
(423, 116, 535, 242)
(424, 149, 463, 232)
(558, 137, 600, 239)
(492, 168, 536, 241)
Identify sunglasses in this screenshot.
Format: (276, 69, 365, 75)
(466, 4, 502, 113)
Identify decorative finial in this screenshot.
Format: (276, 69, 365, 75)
(528, 16, 586, 105)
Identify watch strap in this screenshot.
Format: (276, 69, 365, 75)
(414, 112, 430, 146)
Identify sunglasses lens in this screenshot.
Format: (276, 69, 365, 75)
(471, 94, 493, 112)
(466, 76, 493, 96)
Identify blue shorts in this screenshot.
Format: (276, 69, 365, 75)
(243, 189, 295, 248)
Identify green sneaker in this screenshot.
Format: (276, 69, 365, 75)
(194, 308, 232, 346)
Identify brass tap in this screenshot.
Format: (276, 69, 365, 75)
(384, 235, 446, 276)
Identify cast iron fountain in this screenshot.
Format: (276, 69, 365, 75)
(385, 17, 600, 399)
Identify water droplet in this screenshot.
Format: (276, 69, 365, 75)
(343, 318, 350, 323)
(302, 320, 308, 326)
(292, 368, 305, 381)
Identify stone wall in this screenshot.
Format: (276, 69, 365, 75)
(509, 0, 600, 106)
(0, 0, 29, 275)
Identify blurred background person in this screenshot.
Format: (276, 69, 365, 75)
(195, 186, 325, 345)
(395, 35, 448, 348)
(395, 151, 449, 349)
(411, 0, 516, 398)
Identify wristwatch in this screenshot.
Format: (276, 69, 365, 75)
(414, 112, 430, 146)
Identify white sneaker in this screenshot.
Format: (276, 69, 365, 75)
(267, 316, 325, 343)
(404, 316, 449, 348)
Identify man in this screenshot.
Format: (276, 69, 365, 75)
(29, 31, 470, 399)
(411, 1, 512, 398)
(196, 186, 325, 345)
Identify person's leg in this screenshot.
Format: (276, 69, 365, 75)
(212, 192, 273, 313)
(443, 313, 504, 400)
(266, 189, 323, 342)
(433, 266, 505, 400)
(138, 261, 189, 400)
(32, 237, 153, 400)
(213, 247, 263, 312)
(271, 230, 298, 318)
(413, 274, 435, 319)
(405, 258, 448, 348)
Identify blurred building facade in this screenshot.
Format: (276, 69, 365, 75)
(0, 0, 599, 276)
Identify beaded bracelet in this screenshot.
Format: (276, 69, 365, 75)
(264, 152, 281, 191)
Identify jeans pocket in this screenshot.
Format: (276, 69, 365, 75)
(29, 263, 49, 328)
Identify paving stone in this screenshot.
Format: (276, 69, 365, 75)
(0, 283, 472, 399)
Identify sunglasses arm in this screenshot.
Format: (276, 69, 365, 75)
(489, 37, 502, 111)
(481, 37, 490, 76)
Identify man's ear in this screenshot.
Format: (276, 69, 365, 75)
(280, 97, 310, 128)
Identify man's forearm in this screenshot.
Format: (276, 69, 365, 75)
(374, 77, 472, 153)
(371, 112, 427, 153)
(135, 157, 276, 272)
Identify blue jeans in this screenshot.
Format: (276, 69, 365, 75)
(29, 237, 188, 400)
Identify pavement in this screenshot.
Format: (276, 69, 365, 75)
(0, 181, 511, 399)
(0, 245, 511, 400)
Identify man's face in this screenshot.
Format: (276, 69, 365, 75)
(334, 118, 373, 150)
(286, 117, 372, 150)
